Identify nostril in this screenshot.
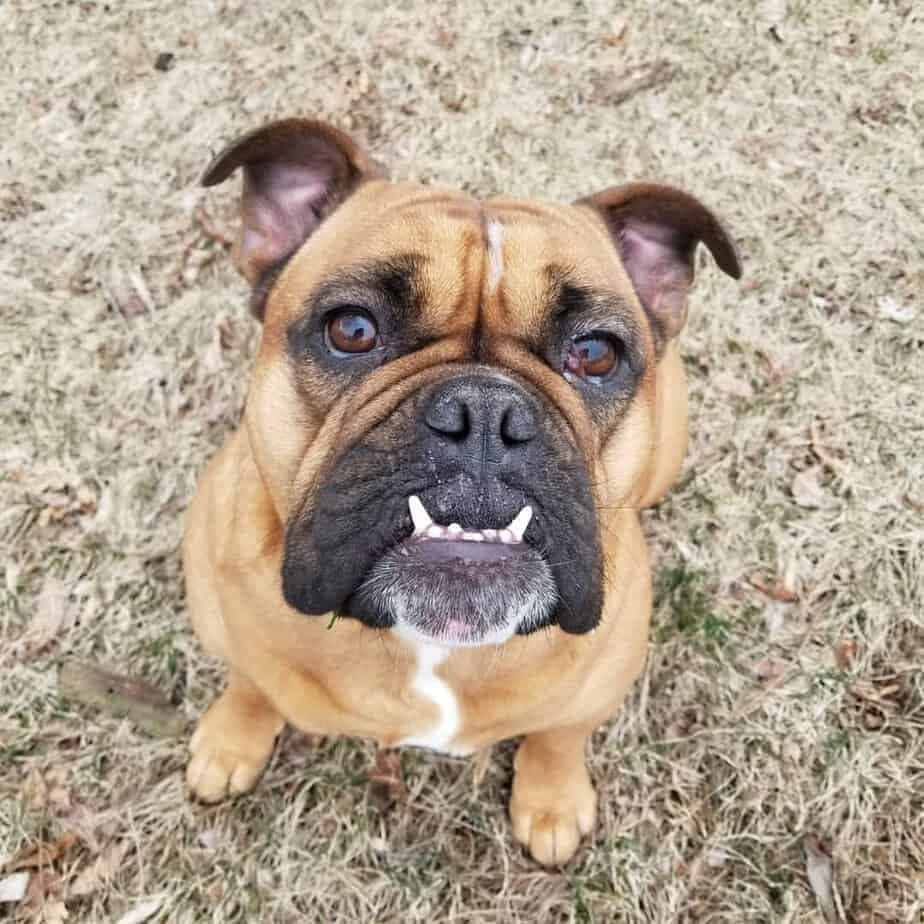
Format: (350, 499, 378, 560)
(501, 403, 537, 444)
(425, 395, 470, 440)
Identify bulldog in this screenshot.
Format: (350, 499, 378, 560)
(183, 118, 740, 866)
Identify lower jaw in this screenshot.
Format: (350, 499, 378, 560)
(347, 544, 558, 647)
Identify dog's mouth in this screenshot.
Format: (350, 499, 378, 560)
(405, 494, 532, 558)
(348, 495, 558, 647)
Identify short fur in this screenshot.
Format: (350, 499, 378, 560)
(184, 119, 740, 866)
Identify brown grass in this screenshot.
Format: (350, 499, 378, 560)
(1, 1, 922, 921)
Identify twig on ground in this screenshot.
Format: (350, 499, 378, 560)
(58, 660, 187, 739)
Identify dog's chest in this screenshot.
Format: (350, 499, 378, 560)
(398, 642, 471, 755)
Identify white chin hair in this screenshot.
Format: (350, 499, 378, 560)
(392, 612, 523, 649)
(385, 582, 553, 647)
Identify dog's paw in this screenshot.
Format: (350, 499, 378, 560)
(186, 691, 280, 803)
(509, 766, 597, 866)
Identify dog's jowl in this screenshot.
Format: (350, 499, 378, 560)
(184, 118, 740, 866)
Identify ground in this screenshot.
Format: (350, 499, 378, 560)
(1, 1, 921, 921)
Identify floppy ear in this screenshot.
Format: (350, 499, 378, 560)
(202, 118, 382, 316)
(578, 183, 742, 340)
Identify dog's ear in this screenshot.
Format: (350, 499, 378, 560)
(202, 118, 382, 314)
(578, 183, 741, 340)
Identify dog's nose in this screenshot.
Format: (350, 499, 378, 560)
(424, 375, 538, 460)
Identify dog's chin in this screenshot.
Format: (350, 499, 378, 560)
(349, 537, 558, 648)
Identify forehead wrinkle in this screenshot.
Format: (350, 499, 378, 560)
(404, 207, 484, 335)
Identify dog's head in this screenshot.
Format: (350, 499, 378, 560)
(202, 118, 740, 647)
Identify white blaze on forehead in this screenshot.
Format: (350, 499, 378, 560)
(485, 218, 505, 295)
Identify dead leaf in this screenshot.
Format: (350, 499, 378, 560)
(44, 766, 72, 814)
(103, 264, 149, 318)
(810, 420, 846, 475)
(7, 832, 80, 872)
(369, 749, 405, 805)
(904, 492, 924, 514)
(713, 370, 754, 400)
(834, 639, 857, 669)
(115, 896, 164, 924)
(753, 656, 787, 684)
(128, 270, 155, 313)
(22, 578, 71, 654)
(850, 679, 901, 706)
(600, 16, 628, 45)
(60, 802, 106, 854)
(69, 841, 130, 898)
(755, 349, 789, 386)
(804, 835, 844, 923)
(22, 767, 48, 811)
(590, 60, 675, 107)
(5, 559, 21, 595)
(216, 315, 236, 352)
(749, 575, 799, 603)
(0, 872, 30, 902)
(48, 786, 72, 814)
(791, 466, 835, 510)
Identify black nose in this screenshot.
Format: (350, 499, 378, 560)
(424, 375, 538, 461)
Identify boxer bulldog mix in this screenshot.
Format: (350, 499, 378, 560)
(184, 118, 740, 865)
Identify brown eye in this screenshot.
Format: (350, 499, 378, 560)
(325, 309, 378, 355)
(565, 334, 620, 381)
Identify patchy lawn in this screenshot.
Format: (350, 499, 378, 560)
(1, 1, 921, 921)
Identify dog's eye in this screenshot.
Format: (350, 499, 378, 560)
(325, 309, 378, 355)
(564, 334, 620, 381)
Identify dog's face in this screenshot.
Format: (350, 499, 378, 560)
(204, 119, 739, 647)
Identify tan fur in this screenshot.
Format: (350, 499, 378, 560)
(184, 178, 700, 866)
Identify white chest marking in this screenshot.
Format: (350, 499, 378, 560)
(400, 642, 466, 754)
(485, 218, 504, 296)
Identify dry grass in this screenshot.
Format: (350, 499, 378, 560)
(2, 0, 922, 921)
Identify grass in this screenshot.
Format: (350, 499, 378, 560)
(1, 0, 922, 921)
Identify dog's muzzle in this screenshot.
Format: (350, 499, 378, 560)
(282, 370, 602, 644)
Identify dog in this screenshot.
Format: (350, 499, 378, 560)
(183, 118, 740, 866)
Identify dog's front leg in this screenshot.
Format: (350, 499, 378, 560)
(509, 723, 597, 866)
(187, 669, 284, 803)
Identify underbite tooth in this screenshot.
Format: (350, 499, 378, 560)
(426, 524, 445, 539)
(447, 523, 463, 535)
(462, 531, 485, 541)
(498, 529, 514, 543)
(506, 505, 533, 542)
(482, 529, 498, 541)
(408, 495, 433, 535)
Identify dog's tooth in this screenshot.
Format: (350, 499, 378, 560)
(482, 529, 498, 541)
(506, 505, 533, 542)
(461, 531, 485, 542)
(498, 529, 514, 543)
(447, 523, 463, 536)
(408, 495, 433, 535)
(426, 524, 445, 539)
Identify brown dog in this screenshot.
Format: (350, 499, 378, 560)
(183, 118, 740, 865)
